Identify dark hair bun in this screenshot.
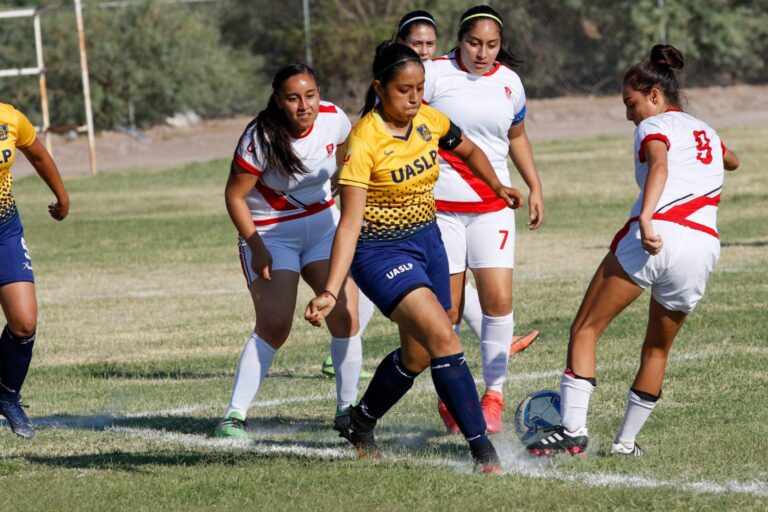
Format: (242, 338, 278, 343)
(650, 44, 684, 70)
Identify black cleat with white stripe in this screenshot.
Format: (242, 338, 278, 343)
(526, 425, 588, 456)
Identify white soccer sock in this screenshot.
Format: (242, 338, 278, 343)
(358, 293, 375, 334)
(480, 312, 514, 394)
(330, 333, 363, 411)
(226, 333, 276, 418)
(462, 282, 483, 338)
(560, 372, 595, 432)
(615, 389, 658, 446)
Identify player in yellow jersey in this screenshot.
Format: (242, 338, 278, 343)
(0, 103, 69, 438)
(305, 43, 523, 472)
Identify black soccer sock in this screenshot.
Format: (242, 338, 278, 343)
(357, 349, 420, 420)
(430, 352, 489, 449)
(0, 325, 36, 402)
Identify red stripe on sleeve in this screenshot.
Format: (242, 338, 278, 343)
(638, 133, 670, 163)
(721, 141, 727, 156)
(234, 154, 262, 176)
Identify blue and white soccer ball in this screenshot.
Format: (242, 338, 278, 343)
(514, 389, 562, 445)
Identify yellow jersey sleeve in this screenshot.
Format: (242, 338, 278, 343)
(337, 134, 374, 190)
(424, 105, 452, 140)
(15, 109, 37, 149)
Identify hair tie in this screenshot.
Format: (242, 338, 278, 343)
(460, 12, 503, 27)
(399, 15, 436, 32)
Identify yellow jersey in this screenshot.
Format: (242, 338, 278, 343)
(338, 104, 459, 242)
(0, 103, 37, 225)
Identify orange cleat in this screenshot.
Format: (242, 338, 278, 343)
(437, 400, 460, 435)
(480, 390, 505, 433)
(509, 329, 540, 355)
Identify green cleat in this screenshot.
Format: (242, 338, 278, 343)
(214, 411, 247, 439)
(321, 354, 372, 379)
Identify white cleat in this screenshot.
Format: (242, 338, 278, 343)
(611, 440, 644, 456)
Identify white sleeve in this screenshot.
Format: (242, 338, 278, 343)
(510, 73, 527, 126)
(635, 117, 670, 163)
(233, 125, 264, 176)
(423, 59, 437, 104)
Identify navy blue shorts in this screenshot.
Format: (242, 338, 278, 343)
(351, 222, 450, 318)
(0, 213, 35, 287)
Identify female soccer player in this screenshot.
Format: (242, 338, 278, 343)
(422, 5, 544, 433)
(0, 102, 69, 438)
(215, 64, 365, 437)
(527, 44, 740, 457)
(305, 43, 523, 472)
(394, 10, 438, 61)
(398, 8, 540, 360)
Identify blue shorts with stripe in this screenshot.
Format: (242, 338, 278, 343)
(0, 213, 35, 287)
(350, 222, 450, 318)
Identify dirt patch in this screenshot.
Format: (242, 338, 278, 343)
(13, 84, 768, 179)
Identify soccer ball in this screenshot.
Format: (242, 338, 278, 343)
(514, 389, 562, 445)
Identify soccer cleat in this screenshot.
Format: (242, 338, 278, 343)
(611, 440, 645, 456)
(437, 400, 460, 435)
(0, 399, 35, 439)
(214, 411, 247, 439)
(509, 329, 540, 355)
(481, 390, 505, 433)
(334, 405, 380, 459)
(470, 438, 503, 474)
(526, 425, 589, 456)
(321, 354, 372, 379)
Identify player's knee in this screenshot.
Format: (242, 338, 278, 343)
(480, 295, 512, 317)
(429, 325, 461, 355)
(326, 308, 359, 337)
(7, 320, 36, 339)
(256, 321, 291, 347)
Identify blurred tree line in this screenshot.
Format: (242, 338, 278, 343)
(1, 0, 767, 130)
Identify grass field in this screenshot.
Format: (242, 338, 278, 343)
(2, 127, 767, 511)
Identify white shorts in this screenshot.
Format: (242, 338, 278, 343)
(436, 208, 515, 274)
(613, 220, 720, 313)
(239, 207, 339, 286)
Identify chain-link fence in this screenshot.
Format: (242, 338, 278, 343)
(2, 0, 768, 133)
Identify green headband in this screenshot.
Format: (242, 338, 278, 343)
(460, 12, 503, 27)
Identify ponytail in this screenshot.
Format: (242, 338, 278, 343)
(624, 44, 685, 109)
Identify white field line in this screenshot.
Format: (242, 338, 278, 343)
(38, 351, 714, 427)
(111, 426, 768, 498)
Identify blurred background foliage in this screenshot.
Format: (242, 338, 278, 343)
(2, 0, 767, 130)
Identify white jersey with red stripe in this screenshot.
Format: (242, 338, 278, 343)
(423, 53, 526, 213)
(631, 109, 726, 238)
(233, 101, 351, 225)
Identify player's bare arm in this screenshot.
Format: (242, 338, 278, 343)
(20, 138, 69, 221)
(449, 136, 523, 209)
(224, 168, 272, 280)
(508, 121, 544, 229)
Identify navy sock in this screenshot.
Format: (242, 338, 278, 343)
(0, 325, 35, 402)
(358, 349, 420, 420)
(430, 352, 488, 448)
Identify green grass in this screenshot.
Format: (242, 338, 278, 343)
(1, 128, 766, 511)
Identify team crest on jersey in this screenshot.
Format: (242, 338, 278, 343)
(246, 142, 254, 154)
(326, 143, 334, 156)
(416, 124, 432, 141)
(0, 125, 8, 141)
(504, 86, 512, 100)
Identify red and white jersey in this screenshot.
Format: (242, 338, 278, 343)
(423, 53, 526, 213)
(233, 101, 351, 226)
(631, 109, 726, 238)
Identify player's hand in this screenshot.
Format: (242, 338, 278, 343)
(527, 190, 544, 230)
(305, 292, 337, 327)
(495, 185, 524, 210)
(639, 221, 663, 255)
(249, 241, 273, 280)
(48, 196, 69, 221)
